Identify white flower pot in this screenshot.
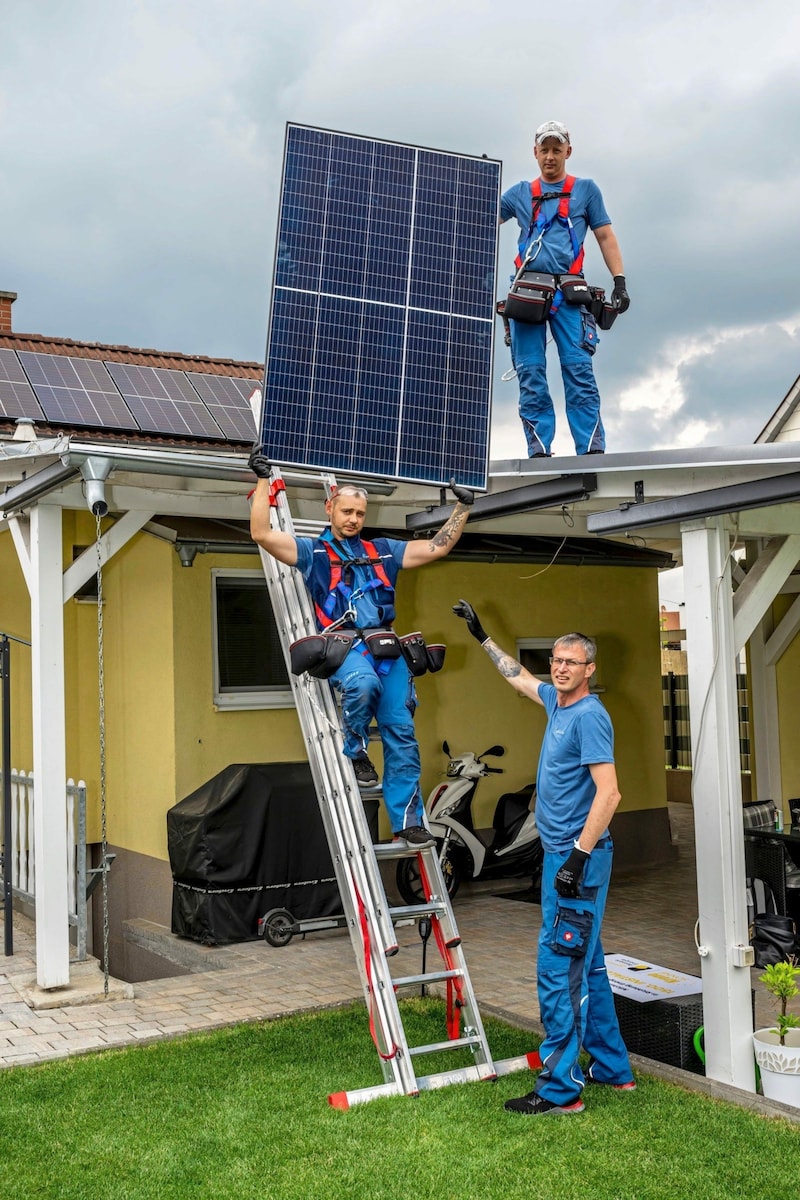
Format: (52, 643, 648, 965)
(753, 1028, 800, 1106)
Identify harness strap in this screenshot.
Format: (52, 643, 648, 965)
(514, 175, 584, 275)
(315, 533, 395, 629)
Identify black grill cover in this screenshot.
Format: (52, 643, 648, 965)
(167, 762, 339, 945)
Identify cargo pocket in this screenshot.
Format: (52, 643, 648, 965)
(579, 309, 598, 356)
(550, 903, 594, 957)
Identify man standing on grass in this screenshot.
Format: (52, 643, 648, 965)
(453, 600, 634, 1114)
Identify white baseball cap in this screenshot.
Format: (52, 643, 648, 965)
(535, 121, 570, 145)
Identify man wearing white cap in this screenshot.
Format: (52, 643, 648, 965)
(500, 121, 629, 457)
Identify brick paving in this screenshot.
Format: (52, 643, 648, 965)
(0, 806, 774, 1071)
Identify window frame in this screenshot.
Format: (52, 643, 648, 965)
(211, 568, 294, 710)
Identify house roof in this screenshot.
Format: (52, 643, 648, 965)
(755, 370, 800, 443)
(0, 330, 263, 375)
(0, 331, 263, 450)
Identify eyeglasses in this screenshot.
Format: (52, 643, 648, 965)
(549, 656, 589, 668)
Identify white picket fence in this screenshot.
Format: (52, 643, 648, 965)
(4, 769, 89, 960)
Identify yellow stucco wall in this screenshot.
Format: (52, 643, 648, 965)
(0, 530, 33, 766)
(171, 553, 307, 815)
(396, 559, 666, 829)
(1, 520, 667, 863)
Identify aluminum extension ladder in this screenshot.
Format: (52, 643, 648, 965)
(255, 465, 537, 1107)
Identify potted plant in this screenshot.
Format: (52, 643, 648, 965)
(753, 958, 800, 1106)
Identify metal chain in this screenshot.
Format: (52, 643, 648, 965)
(95, 512, 110, 996)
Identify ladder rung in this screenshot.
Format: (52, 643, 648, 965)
(410, 1035, 484, 1056)
(415, 1063, 498, 1090)
(392, 968, 463, 987)
(373, 842, 435, 860)
(388, 902, 448, 920)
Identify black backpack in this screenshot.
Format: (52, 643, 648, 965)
(746, 876, 795, 966)
(746, 876, 777, 927)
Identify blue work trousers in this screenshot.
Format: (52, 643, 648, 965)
(330, 650, 422, 834)
(511, 303, 605, 456)
(535, 838, 632, 1105)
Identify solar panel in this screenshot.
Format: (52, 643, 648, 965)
(260, 124, 500, 488)
(105, 362, 223, 439)
(17, 351, 138, 430)
(0, 349, 45, 421)
(185, 373, 261, 441)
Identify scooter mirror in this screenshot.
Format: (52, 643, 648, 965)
(442, 740, 451, 755)
(482, 745, 505, 758)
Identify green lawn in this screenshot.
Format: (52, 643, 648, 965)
(0, 999, 796, 1200)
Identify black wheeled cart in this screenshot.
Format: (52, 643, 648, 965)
(168, 761, 349, 946)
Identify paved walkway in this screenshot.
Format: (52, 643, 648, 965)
(0, 806, 777, 1076)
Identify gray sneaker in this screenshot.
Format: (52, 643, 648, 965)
(353, 755, 379, 789)
(395, 826, 435, 848)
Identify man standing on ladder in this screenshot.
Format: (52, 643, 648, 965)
(501, 120, 630, 457)
(249, 458, 473, 847)
(453, 601, 634, 1114)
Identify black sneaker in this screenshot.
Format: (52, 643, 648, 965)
(352, 755, 379, 789)
(587, 1076, 636, 1091)
(504, 1090, 584, 1115)
(395, 825, 435, 848)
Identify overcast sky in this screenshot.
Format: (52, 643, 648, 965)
(2, 0, 800, 459)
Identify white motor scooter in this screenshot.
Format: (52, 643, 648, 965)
(396, 741, 543, 903)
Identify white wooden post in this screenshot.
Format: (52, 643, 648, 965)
(682, 516, 755, 1090)
(29, 501, 70, 987)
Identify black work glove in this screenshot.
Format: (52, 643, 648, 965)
(452, 599, 489, 645)
(449, 477, 475, 507)
(555, 845, 590, 898)
(248, 444, 272, 479)
(611, 275, 630, 313)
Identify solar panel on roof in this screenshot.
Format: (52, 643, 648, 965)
(17, 351, 138, 430)
(0, 349, 45, 421)
(105, 362, 223, 439)
(185, 373, 260, 441)
(259, 124, 500, 488)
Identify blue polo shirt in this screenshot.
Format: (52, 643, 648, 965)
(535, 683, 615, 852)
(501, 177, 610, 275)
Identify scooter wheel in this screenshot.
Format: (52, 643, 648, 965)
(261, 908, 295, 948)
(396, 840, 462, 904)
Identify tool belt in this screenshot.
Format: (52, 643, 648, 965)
(398, 631, 446, 677)
(503, 271, 556, 324)
(503, 271, 598, 326)
(588, 285, 618, 330)
(363, 628, 446, 677)
(499, 274, 619, 333)
(289, 630, 357, 679)
(362, 628, 402, 660)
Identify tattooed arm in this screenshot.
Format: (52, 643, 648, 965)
(401, 480, 473, 567)
(481, 638, 544, 704)
(452, 599, 544, 704)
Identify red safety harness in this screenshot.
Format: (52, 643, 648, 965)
(514, 175, 584, 276)
(315, 535, 395, 630)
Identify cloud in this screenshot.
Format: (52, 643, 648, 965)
(2, 0, 800, 457)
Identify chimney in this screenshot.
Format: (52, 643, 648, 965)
(0, 291, 17, 333)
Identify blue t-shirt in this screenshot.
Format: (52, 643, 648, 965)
(295, 533, 407, 630)
(500, 177, 610, 275)
(535, 683, 615, 852)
